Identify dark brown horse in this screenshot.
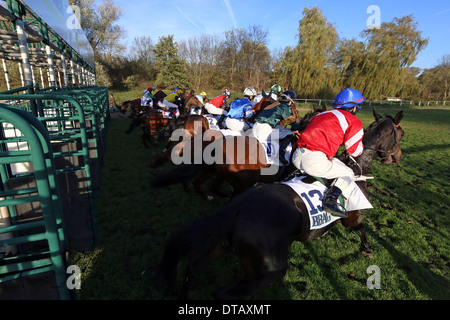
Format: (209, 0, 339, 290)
(149, 94, 283, 196)
(121, 90, 167, 114)
(149, 93, 276, 168)
(183, 94, 204, 115)
(150, 105, 324, 198)
(158, 109, 404, 300)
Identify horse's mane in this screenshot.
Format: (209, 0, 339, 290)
(297, 106, 326, 132)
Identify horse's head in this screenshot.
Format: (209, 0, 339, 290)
(154, 90, 167, 101)
(261, 89, 276, 103)
(367, 109, 404, 165)
(296, 106, 326, 133)
(185, 95, 203, 107)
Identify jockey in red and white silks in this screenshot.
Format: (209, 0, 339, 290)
(204, 89, 230, 116)
(292, 88, 366, 218)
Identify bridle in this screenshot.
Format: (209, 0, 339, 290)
(365, 118, 401, 161)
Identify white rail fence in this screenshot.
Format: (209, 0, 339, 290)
(294, 98, 448, 107)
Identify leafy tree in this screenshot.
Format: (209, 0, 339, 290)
(362, 15, 427, 98)
(69, 0, 126, 57)
(153, 35, 189, 89)
(178, 34, 221, 90)
(129, 36, 157, 81)
(419, 54, 450, 99)
(340, 15, 428, 99)
(276, 7, 339, 98)
(217, 25, 271, 90)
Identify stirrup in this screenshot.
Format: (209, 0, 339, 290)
(323, 201, 348, 218)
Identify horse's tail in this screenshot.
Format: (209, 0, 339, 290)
(158, 203, 237, 290)
(150, 164, 206, 187)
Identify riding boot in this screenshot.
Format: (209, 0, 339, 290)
(217, 114, 227, 129)
(278, 136, 291, 165)
(322, 186, 348, 218)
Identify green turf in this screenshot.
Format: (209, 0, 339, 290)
(72, 106, 450, 300)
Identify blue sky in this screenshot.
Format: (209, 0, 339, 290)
(115, 0, 450, 70)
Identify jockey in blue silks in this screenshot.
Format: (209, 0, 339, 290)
(225, 87, 257, 132)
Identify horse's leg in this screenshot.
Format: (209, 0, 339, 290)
(342, 210, 373, 258)
(192, 168, 215, 200)
(208, 176, 230, 198)
(141, 133, 150, 148)
(182, 182, 192, 193)
(178, 246, 225, 300)
(214, 237, 289, 300)
(351, 224, 373, 258)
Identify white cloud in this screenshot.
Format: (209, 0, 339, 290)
(435, 8, 450, 16)
(223, 0, 238, 28)
(174, 5, 204, 32)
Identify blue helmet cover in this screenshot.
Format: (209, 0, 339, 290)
(333, 88, 366, 109)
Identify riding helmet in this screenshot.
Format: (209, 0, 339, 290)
(280, 90, 297, 103)
(333, 88, 366, 109)
(271, 84, 282, 93)
(243, 87, 257, 97)
(223, 89, 231, 97)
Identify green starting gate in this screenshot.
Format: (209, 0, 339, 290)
(0, 85, 109, 299)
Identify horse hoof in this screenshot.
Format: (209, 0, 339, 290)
(362, 250, 373, 259)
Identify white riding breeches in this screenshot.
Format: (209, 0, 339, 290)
(225, 117, 250, 132)
(292, 147, 355, 198)
(205, 103, 227, 116)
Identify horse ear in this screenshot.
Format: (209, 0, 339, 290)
(321, 105, 327, 112)
(373, 108, 382, 121)
(393, 110, 403, 125)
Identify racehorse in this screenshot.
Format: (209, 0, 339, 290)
(121, 90, 167, 114)
(182, 93, 204, 115)
(149, 93, 287, 197)
(148, 92, 276, 169)
(157, 109, 404, 300)
(125, 90, 181, 147)
(150, 105, 324, 198)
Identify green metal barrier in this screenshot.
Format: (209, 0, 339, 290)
(0, 104, 71, 300)
(0, 93, 99, 252)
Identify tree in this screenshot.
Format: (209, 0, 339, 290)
(360, 15, 428, 98)
(129, 36, 157, 81)
(419, 54, 450, 100)
(276, 7, 340, 98)
(217, 25, 271, 90)
(153, 35, 189, 89)
(178, 34, 221, 90)
(69, 0, 126, 57)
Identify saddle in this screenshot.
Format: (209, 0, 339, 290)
(281, 170, 373, 229)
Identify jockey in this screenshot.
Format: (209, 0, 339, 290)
(195, 91, 208, 104)
(141, 87, 156, 107)
(252, 90, 301, 164)
(155, 91, 180, 119)
(252, 84, 282, 106)
(204, 89, 230, 116)
(165, 90, 179, 104)
(225, 87, 257, 132)
(292, 88, 366, 218)
(200, 91, 208, 103)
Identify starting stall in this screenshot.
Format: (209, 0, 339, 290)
(0, 0, 108, 299)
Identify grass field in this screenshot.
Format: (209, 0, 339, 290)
(72, 104, 450, 300)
